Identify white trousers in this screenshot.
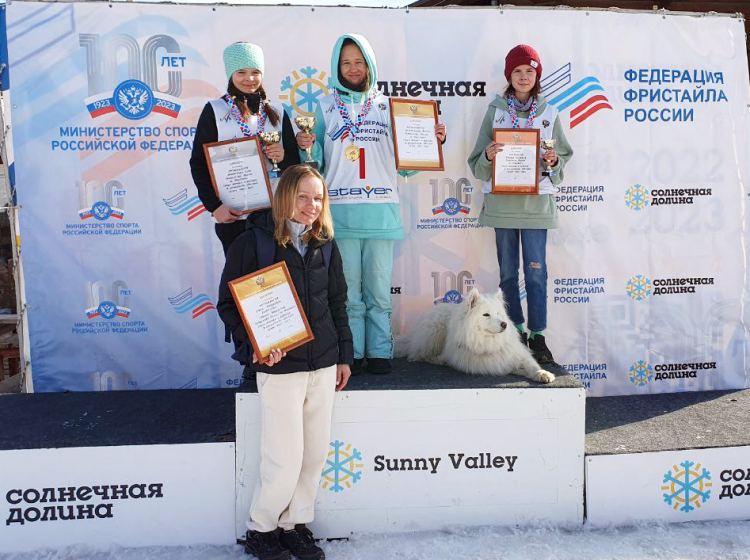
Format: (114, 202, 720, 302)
(247, 365, 337, 533)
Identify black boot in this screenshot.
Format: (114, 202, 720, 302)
(528, 334, 554, 364)
(279, 524, 325, 560)
(367, 358, 392, 374)
(244, 529, 292, 560)
(351, 358, 365, 375)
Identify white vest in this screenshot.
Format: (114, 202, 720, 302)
(482, 103, 559, 195)
(320, 91, 399, 205)
(210, 98, 285, 195)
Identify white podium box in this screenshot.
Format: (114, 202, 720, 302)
(236, 384, 585, 538)
(586, 445, 750, 526)
(585, 390, 750, 527)
(0, 443, 236, 552)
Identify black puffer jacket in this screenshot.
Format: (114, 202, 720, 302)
(217, 210, 353, 374)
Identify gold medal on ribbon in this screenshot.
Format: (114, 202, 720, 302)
(345, 144, 360, 162)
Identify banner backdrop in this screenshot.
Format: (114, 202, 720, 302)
(4, 2, 749, 394)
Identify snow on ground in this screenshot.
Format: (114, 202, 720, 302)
(3, 519, 750, 560)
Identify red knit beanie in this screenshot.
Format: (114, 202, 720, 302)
(504, 45, 542, 81)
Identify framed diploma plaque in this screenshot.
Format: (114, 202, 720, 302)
(203, 136, 273, 213)
(491, 128, 540, 195)
(389, 98, 444, 171)
(228, 262, 314, 364)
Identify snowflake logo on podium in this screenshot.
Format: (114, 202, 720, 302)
(321, 440, 363, 492)
(629, 360, 654, 387)
(661, 460, 712, 513)
(626, 275, 652, 301)
(624, 184, 650, 211)
(279, 66, 333, 117)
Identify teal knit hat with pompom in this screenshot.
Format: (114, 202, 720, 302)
(223, 42, 264, 80)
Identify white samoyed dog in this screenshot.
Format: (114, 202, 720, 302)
(395, 288, 555, 384)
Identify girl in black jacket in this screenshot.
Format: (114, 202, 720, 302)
(218, 165, 352, 560)
(190, 42, 300, 255)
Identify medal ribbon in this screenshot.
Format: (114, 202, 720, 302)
(506, 94, 538, 129)
(332, 90, 374, 143)
(223, 94, 267, 137)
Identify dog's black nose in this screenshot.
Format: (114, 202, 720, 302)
(500, 322, 507, 330)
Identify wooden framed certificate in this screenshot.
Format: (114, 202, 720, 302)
(389, 98, 444, 171)
(203, 136, 273, 214)
(228, 262, 314, 364)
(491, 128, 540, 195)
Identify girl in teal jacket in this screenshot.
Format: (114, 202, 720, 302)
(297, 33, 445, 374)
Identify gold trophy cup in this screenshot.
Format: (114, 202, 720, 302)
(294, 115, 318, 169)
(541, 138, 557, 177)
(259, 131, 282, 178)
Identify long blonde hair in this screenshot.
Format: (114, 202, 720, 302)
(272, 165, 334, 247)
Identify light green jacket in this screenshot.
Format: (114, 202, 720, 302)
(467, 94, 573, 229)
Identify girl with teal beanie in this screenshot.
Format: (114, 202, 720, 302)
(296, 34, 446, 375)
(190, 42, 300, 255)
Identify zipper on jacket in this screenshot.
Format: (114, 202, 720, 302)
(302, 244, 316, 372)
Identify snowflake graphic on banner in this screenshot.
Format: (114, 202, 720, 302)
(321, 440, 363, 492)
(624, 184, 650, 211)
(661, 460, 712, 513)
(629, 360, 654, 386)
(279, 66, 333, 117)
(626, 275, 652, 301)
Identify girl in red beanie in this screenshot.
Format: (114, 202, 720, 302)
(467, 44, 573, 365)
